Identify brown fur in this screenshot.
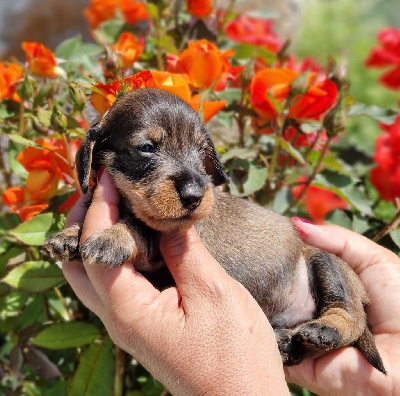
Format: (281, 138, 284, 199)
(45, 88, 386, 374)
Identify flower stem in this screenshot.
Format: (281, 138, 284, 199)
(62, 134, 82, 195)
(373, 206, 400, 242)
(114, 346, 126, 396)
(268, 118, 285, 187)
(18, 102, 25, 136)
(283, 135, 332, 215)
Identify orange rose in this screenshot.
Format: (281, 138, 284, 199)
(186, 0, 213, 18)
(83, 0, 117, 30)
(119, 0, 150, 25)
(90, 70, 225, 121)
(90, 80, 122, 115)
(0, 62, 22, 102)
(83, 0, 149, 30)
(145, 71, 191, 102)
(2, 138, 80, 221)
(1, 184, 49, 221)
(190, 95, 226, 123)
(18, 203, 50, 222)
(292, 178, 348, 224)
(172, 40, 235, 89)
(250, 67, 338, 122)
(21, 41, 56, 77)
(112, 32, 145, 67)
(1, 186, 27, 207)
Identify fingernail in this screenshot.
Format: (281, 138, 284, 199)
(97, 166, 104, 182)
(292, 216, 313, 224)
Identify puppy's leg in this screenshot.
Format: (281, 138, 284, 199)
(44, 222, 82, 261)
(277, 249, 367, 366)
(79, 221, 147, 268)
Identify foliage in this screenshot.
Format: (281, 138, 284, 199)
(0, 0, 399, 394)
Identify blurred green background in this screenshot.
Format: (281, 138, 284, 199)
(295, 0, 400, 155)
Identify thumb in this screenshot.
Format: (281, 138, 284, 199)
(160, 227, 230, 300)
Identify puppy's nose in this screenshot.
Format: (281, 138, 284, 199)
(179, 183, 204, 210)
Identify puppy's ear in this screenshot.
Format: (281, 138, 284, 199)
(203, 130, 229, 186)
(76, 122, 102, 193)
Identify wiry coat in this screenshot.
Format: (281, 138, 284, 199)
(45, 88, 386, 373)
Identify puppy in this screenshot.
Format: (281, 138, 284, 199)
(45, 88, 386, 373)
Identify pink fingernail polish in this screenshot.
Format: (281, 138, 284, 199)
(97, 166, 104, 181)
(292, 216, 313, 224)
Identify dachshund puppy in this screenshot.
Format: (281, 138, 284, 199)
(45, 88, 385, 373)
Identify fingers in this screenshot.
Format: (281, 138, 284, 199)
(160, 228, 231, 308)
(291, 217, 400, 332)
(80, 169, 120, 244)
(62, 260, 103, 316)
(291, 217, 399, 275)
(79, 170, 160, 313)
(64, 192, 89, 228)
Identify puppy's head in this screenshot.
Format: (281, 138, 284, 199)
(76, 88, 228, 231)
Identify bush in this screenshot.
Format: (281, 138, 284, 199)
(0, 0, 399, 394)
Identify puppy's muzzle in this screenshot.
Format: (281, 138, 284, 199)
(175, 172, 207, 211)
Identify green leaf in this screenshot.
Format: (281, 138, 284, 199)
(10, 213, 54, 245)
(308, 150, 354, 177)
(390, 229, 400, 248)
(326, 209, 352, 229)
(69, 337, 114, 396)
(21, 295, 44, 329)
(233, 43, 256, 59)
(55, 35, 103, 60)
(216, 88, 242, 103)
(93, 20, 126, 44)
(313, 172, 372, 215)
(8, 140, 28, 178)
(55, 35, 103, 79)
(33, 84, 53, 108)
(8, 134, 42, 148)
(352, 213, 370, 234)
(0, 103, 17, 119)
(347, 103, 398, 124)
(0, 291, 28, 319)
(42, 380, 68, 396)
(277, 137, 305, 164)
(146, 3, 159, 20)
(220, 147, 257, 162)
(230, 159, 267, 196)
(271, 187, 291, 214)
(2, 261, 64, 293)
(32, 322, 101, 349)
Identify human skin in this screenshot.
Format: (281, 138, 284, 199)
(286, 217, 400, 396)
(62, 169, 400, 395)
(62, 170, 289, 396)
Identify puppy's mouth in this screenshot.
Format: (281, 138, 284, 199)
(131, 187, 215, 232)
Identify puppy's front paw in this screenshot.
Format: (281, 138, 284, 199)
(44, 223, 81, 261)
(80, 228, 136, 267)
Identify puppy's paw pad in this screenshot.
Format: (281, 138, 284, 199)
(80, 229, 135, 267)
(44, 231, 79, 261)
(294, 323, 340, 349)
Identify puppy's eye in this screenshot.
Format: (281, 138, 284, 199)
(136, 143, 155, 154)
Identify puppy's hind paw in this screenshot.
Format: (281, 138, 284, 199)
(44, 223, 81, 261)
(80, 227, 136, 268)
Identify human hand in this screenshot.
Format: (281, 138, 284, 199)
(62, 170, 289, 396)
(286, 217, 400, 395)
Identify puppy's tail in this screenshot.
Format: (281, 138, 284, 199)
(355, 326, 386, 375)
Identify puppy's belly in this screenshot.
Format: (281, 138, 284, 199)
(269, 255, 316, 328)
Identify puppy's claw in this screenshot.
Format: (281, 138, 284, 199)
(80, 228, 135, 267)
